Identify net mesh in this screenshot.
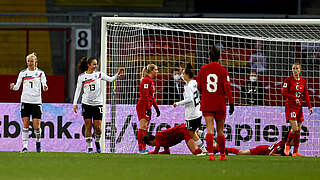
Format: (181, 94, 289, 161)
(101, 19, 320, 156)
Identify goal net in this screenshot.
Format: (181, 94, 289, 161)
(100, 17, 320, 156)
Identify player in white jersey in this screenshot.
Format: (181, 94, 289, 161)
(173, 63, 207, 155)
(73, 57, 124, 153)
(10, 52, 48, 153)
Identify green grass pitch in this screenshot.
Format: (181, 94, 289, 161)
(0, 152, 319, 180)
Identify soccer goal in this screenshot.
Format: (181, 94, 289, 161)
(100, 17, 320, 156)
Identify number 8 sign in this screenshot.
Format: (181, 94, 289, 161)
(76, 29, 91, 50)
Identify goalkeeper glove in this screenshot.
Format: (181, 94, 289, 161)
(229, 104, 234, 115)
(155, 106, 160, 117)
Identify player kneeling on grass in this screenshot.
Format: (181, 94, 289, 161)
(142, 124, 203, 155)
(173, 63, 207, 154)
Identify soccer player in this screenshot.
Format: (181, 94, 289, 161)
(9, 52, 48, 153)
(142, 124, 202, 155)
(136, 64, 161, 153)
(173, 63, 207, 154)
(73, 57, 124, 153)
(282, 63, 313, 157)
(225, 140, 287, 156)
(197, 44, 234, 161)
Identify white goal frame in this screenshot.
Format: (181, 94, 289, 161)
(99, 17, 320, 153)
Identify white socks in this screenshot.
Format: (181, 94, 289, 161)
(22, 128, 29, 149)
(34, 129, 41, 143)
(85, 137, 93, 148)
(195, 139, 207, 153)
(95, 134, 101, 143)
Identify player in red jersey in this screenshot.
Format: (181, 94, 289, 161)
(282, 63, 313, 157)
(225, 140, 287, 156)
(196, 44, 234, 161)
(136, 64, 161, 153)
(142, 124, 202, 155)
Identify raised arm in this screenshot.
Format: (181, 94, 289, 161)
(10, 72, 23, 91)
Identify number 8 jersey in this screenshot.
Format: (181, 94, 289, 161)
(13, 68, 47, 104)
(73, 71, 119, 106)
(196, 61, 233, 111)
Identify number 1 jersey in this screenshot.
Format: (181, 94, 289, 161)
(196, 62, 233, 111)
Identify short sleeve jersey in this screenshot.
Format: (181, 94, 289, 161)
(196, 62, 233, 111)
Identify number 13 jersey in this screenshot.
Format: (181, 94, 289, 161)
(73, 71, 119, 106)
(196, 62, 233, 111)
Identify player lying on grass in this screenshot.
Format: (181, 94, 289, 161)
(222, 132, 293, 156)
(225, 140, 288, 156)
(142, 124, 204, 155)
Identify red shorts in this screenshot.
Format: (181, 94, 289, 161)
(249, 145, 269, 155)
(202, 111, 226, 120)
(285, 105, 304, 123)
(136, 104, 151, 121)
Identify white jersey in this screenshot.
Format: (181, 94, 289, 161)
(176, 79, 202, 120)
(13, 68, 47, 104)
(73, 71, 119, 106)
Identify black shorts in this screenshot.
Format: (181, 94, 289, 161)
(81, 104, 103, 120)
(20, 103, 42, 119)
(185, 116, 202, 131)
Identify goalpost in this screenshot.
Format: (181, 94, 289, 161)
(100, 17, 320, 156)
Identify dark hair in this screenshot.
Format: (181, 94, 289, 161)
(77, 57, 97, 74)
(209, 44, 220, 62)
(142, 134, 155, 145)
(184, 63, 194, 78)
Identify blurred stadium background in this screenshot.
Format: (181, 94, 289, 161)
(0, 0, 319, 103)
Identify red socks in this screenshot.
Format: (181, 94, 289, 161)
(217, 135, 226, 155)
(137, 129, 147, 151)
(226, 148, 240, 155)
(286, 131, 294, 146)
(205, 133, 214, 153)
(193, 148, 202, 155)
(293, 133, 300, 153)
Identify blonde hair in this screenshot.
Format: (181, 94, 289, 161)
(25, 52, 38, 67)
(141, 64, 157, 81)
(292, 63, 302, 70)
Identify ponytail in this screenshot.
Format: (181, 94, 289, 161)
(77, 57, 88, 74)
(140, 64, 157, 81)
(140, 66, 148, 81)
(209, 44, 220, 62)
(77, 57, 97, 74)
(184, 63, 194, 78)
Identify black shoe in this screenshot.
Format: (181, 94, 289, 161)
(88, 148, 93, 153)
(36, 142, 41, 153)
(95, 142, 101, 153)
(21, 148, 28, 153)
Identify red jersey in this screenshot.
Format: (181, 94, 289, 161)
(266, 140, 285, 155)
(196, 62, 233, 111)
(150, 124, 191, 154)
(250, 140, 285, 155)
(282, 76, 312, 110)
(137, 75, 158, 110)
